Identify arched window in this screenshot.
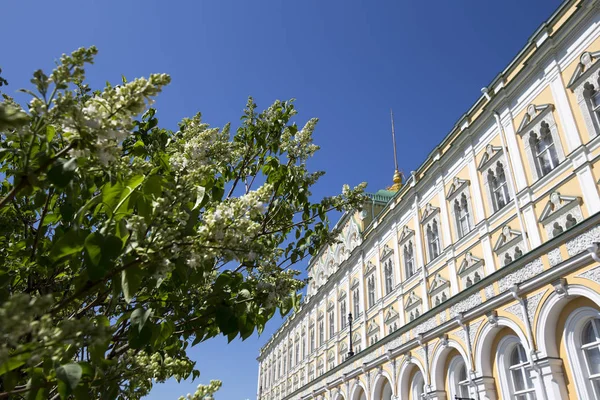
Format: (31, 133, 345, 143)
(529, 124, 559, 177)
(384, 260, 394, 295)
(566, 213, 578, 229)
(310, 327, 315, 352)
(294, 337, 299, 366)
(318, 319, 324, 347)
(367, 276, 376, 308)
(581, 319, 600, 395)
(448, 356, 470, 399)
(301, 329, 306, 359)
(404, 241, 415, 277)
(584, 81, 600, 133)
(329, 309, 335, 339)
(427, 220, 441, 260)
(498, 336, 536, 399)
(454, 193, 472, 238)
(353, 288, 360, 318)
(340, 299, 347, 329)
(488, 161, 511, 211)
(565, 308, 600, 398)
(411, 370, 425, 399)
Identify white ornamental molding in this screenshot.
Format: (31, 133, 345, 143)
(566, 226, 600, 256)
(415, 317, 437, 334)
(498, 258, 543, 293)
(576, 264, 600, 284)
(504, 302, 525, 324)
(450, 293, 483, 317)
(468, 320, 483, 349)
(526, 290, 547, 329)
(547, 248, 563, 267)
(484, 284, 495, 301)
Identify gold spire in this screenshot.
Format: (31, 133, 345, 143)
(387, 109, 403, 191)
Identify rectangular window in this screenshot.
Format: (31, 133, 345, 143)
(329, 311, 335, 339)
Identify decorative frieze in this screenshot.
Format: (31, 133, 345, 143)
(498, 258, 543, 293)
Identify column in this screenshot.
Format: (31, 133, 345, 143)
(521, 205, 542, 248)
(437, 179, 453, 250)
(481, 232, 497, 276)
(532, 357, 569, 400)
(467, 149, 486, 224)
(375, 241, 384, 300)
(358, 252, 368, 350)
(546, 59, 582, 153)
(500, 110, 529, 191)
(472, 375, 498, 400)
(392, 223, 403, 285)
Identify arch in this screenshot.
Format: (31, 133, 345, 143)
(536, 284, 600, 358)
(371, 370, 394, 400)
(430, 339, 470, 392)
(474, 316, 530, 376)
(397, 356, 426, 400)
(350, 379, 368, 400)
(332, 388, 347, 400)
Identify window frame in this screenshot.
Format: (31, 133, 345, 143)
(564, 307, 600, 399)
(496, 335, 537, 400)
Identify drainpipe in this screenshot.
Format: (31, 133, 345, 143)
(484, 88, 530, 251)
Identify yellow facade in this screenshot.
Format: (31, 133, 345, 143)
(257, 1, 600, 399)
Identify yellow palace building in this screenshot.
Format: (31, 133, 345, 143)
(257, 0, 600, 398)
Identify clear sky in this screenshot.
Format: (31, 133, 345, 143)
(3, 0, 564, 398)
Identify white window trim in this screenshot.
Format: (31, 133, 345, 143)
(564, 306, 600, 399)
(448, 355, 471, 400)
(496, 335, 537, 400)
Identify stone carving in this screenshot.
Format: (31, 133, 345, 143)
(454, 327, 468, 346)
(526, 291, 546, 328)
(416, 317, 437, 334)
(468, 320, 482, 349)
(577, 265, 600, 284)
(504, 302, 525, 324)
(439, 311, 448, 324)
(566, 226, 600, 256)
(450, 293, 483, 317)
(498, 258, 543, 293)
(484, 284, 495, 300)
(414, 346, 426, 365)
(547, 248, 562, 267)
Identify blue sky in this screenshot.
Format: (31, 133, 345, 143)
(3, 0, 563, 398)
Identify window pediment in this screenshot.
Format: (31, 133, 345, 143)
(404, 291, 422, 311)
(568, 50, 600, 89)
(458, 252, 484, 276)
(539, 191, 582, 223)
(446, 177, 470, 199)
(428, 273, 450, 295)
(478, 144, 503, 171)
(493, 226, 523, 254)
(420, 203, 440, 224)
(318, 311, 324, 320)
(367, 321, 380, 335)
(364, 260, 376, 275)
(516, 104, 554, 134)
(351, 278, 360, 288)
(399, 225, 414, 243)
(384, 307, 399, 323)
(338, 290, 347, 300)
(380, 244, 393, 260)
(327, 300, 334, 310)
(338, 342, 347, 352)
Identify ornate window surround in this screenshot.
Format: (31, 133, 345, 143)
(457, 252, 485, 289)
(493, 225, 525, 267)
(428, 273, 450, 307)
(516, 104, 565, 181)
(447, 177, 475, 240)
(538, 191, 583, 239)
(568, 50, 600, 139)
(421, 203, 443, 262)
(399, 226, 418, 280)
(404, 290, 422, 321)
(478, 144, 513, 213)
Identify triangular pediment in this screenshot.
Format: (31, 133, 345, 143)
(380, 244, 393, 260)
(478, 144, 503, 171)
(339, 342, 348, 352)
(399, 225, 414, 243)
(384, 307, 399, 323)
(420, 203, 440, 224)
(568, 51, 600, 88)
(364, 260, 376, 275)
(404, 291, 422, 310)
(351, 278, 360, 288)
(539, 191, 582, 223)
(517, 104, 554, 133)
(446, 177, 470, 198)
(327, 300, 334, 310)
(458, 252, 484, 275)
(428, 273, 449, 295)
(493, 225, 522, 253)
(367, 321, 379, 335)
(338, 289, 346, 299)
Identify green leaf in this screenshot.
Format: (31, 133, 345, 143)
(56, 363, 82, 390)
(131, 307, 152, 333)
(122, 265, 143, 303)
(84, 232, 103, 267)
(193, 186, 206, 210)
(151, 321, 175, 348)
(48, 158, 78, 188)
(50, 229, 85, 261)
(46, 125, 56, 142)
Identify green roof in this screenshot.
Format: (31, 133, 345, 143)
(366, 189, 396, 204)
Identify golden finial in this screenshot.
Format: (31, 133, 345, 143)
(387, 109, 403, 191)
